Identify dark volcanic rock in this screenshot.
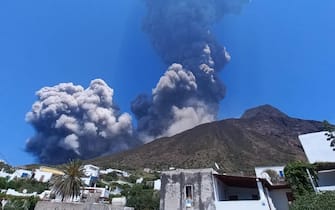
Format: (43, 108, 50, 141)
(91, 105, 324, 173)
(241, 104, 288, 119)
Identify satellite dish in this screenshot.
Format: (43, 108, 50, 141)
(214, 162, 220, 170)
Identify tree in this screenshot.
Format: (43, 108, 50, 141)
(323, 120, 335, 151)
(122, 183, 159, 210)
(284, 161, 317, 196)
(51, 159, 84, 201)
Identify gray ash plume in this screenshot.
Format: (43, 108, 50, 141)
(25, 0, 248, 163)
(25, 79, 138, 164)
(132, 0, 248, 140)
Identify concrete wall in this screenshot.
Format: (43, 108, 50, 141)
(35, 201, 134, 210)
(160, 168, 216, 210)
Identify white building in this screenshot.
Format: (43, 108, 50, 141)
(82, 186, 110, 199)
(10, 169, 32, 180)
(83, 164, 100, 177)
(100, 168, 130, 177)
(136, 177, 143, 184)
(81, 176, 99, 187)
(33, 169, 53, 183)
(299, 131, 335, 163)
(160, 168, 292, 210)
(299, 131, 335, 192)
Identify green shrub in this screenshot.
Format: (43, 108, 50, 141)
(290, 192, 335, 210)
(122, 184, 159, 210)
(284, 161, 317, 196)
(2, 196, 38, 210)
(7, 179, 49, 194)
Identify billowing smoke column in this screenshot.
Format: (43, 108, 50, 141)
(26, 79, 139, 164)
(26, 0, 248, 163)
(132, 0, 248, 140)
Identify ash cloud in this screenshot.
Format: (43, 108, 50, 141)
(26, 0, 248, 163)
(133, 0, 248, 139)
(26, 79, 138, 164)
(132, 64, 216, 140)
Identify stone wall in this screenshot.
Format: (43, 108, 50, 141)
(34, 201, 134, 210)
(160, 168, 216, 210)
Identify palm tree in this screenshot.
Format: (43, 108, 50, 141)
(51, 159, 84, 202)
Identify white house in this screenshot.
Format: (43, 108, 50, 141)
(82, 186, 110, 200)
(81, 176, 99, 187)
(10, 169, 33, 180)
(100, 168, 130, 177)
(160, 168, 292, 210)
(33, 169, 53, 183)
(299, 131, 335, 192)
(83, 164, 100, 177)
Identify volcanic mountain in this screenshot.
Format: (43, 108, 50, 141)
(91, 105, 324, 173)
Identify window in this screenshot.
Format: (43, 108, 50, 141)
(252, 194, 259, 200)
(186, 185, 193, 199)
(215, 175, 261, 201)
(185, 185, 193, 207)
(228, 195, 238, 200)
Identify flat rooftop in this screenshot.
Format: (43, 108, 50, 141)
(299, 131, 335, 163)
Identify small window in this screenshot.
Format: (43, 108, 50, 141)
(186, 185, 193, 199)
(185, 185, 193, 207)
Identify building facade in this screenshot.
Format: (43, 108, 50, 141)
(160, 168, 291, 210)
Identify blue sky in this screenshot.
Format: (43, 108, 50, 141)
(0, 0, 334, 165)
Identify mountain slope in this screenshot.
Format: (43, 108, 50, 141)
(91, 105, 324, 173)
